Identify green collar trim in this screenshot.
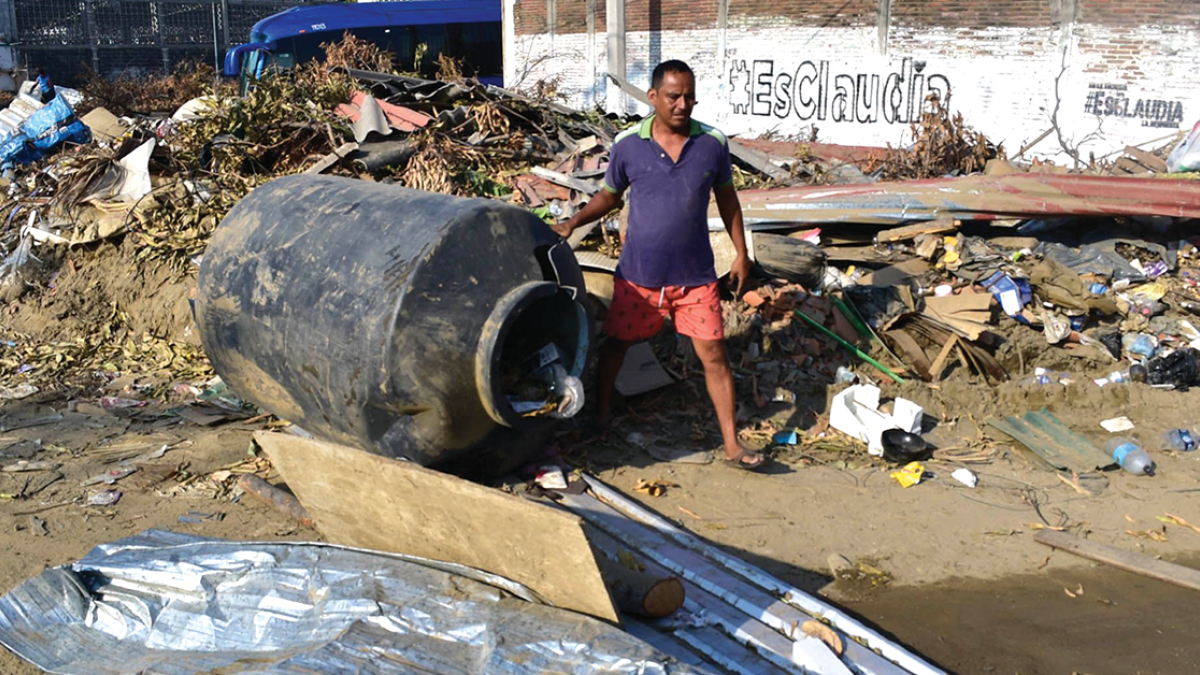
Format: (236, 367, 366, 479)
(638, 115, 703, 139)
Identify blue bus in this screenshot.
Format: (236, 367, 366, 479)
(224, 0, 502, 89)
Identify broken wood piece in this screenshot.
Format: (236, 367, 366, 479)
(928, 334, 959, 382)
(1113, 156, 1148, 175)
(1123, 145, 1168, 173)
(256, 432, 619, 623)
(237, 474, 315, 528)
(875, 218, 958, 244)
(304, 142, 359, 174)
(1035, 530, 1200, 592)
(802, 620, 844, 656)
(594, 549, 685, 618)
(884, 329, 933, 381)
(530, 166, 600, 195)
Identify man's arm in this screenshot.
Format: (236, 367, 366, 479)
(550, 188, 623, 239)
(714, 183, 750, 296)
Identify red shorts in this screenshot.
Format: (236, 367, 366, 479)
(604, 278, 724, 342)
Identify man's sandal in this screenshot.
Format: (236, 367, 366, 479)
(721, 449, 768, 472)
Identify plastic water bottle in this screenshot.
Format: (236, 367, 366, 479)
(1105, 439, 1156, 476)
(1020, 368, 1070, 386)
(1163, 429, 1198, 452)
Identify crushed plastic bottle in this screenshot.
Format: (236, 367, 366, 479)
(1020, 368, 1072, 386)
(1104, 439, 1156, 476)
(1163, 428, 1198, 452)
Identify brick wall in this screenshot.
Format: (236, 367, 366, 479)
(508, 0, 1200, 161)
(891, 0, 1051, 28)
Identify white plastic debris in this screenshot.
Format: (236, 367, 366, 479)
(1100, 416, 1135, 433)
(951, 468, 978, 488)
(829, 384, 924, 456)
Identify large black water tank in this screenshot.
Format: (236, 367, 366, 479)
(196, 175, 589, 468)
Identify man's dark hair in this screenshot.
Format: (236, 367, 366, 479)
(651, 60, 693, 89)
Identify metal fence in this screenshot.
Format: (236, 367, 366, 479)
(9, 0, 330, 86)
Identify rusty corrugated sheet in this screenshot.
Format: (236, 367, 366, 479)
(715, 173, 1200, 227)
(732, 138, 895, 168)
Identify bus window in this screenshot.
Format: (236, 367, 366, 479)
(458, 22, 502, 77)
(412, 24, 450, 75)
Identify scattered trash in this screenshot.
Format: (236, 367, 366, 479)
(1100, 416, 1136, 433)
(80, 467, 137, 486)
(85, 490, 122, 506)
(951, 468, 978, 488)
(889, 461, 926, 488)
(535, 466, 568, 490)
(0, 384, 38, 400)
(99, 397, 148, 410)
(772, 429, 799, 446)
(176, 511, 225, 524)
(2, 460, 57, 472)
(829, 385, 924, 456)
(1163, 428, 1198, 452)
(633, 479, 679, 497)
(1105, 438, 1156, 476)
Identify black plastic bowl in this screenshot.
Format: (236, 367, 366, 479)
(881, 429, 927, 463)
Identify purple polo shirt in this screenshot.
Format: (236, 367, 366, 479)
(603, 115, 734, 288)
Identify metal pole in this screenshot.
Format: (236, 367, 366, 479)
(604, 0, 624, 111)
(212, 3, 219, 72)
(220, 0, 230, 54)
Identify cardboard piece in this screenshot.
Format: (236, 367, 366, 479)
(860, 259, 930, 287)
(256, 432, 619, 623)
(80, 107, 128, 143)
(615, 342, 675, 397)
(923, 289, 994, 340)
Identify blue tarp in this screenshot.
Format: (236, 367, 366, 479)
(0, 95, 92, 168)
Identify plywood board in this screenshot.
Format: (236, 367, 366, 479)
(1036, 530, 1200, 592)
(256, 432, 619, 623)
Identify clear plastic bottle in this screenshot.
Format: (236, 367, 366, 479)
(1094, 364, 1148, 387)
(1163, 428, 1198, 452)
(1104, 439, 1156, 476)
(1020, 368, 1071, 386)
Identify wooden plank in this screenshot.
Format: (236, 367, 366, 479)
(884, 329, 933, 381)
(304, 141, 359, 174)
(256, 432, 619, 623)
(1124, 145, 1169, 173)
(875, 218, 958, 244)
(928, 334, 959, 382)
(1113, 156, 1147, 175)
(1035, 530, 1200, 592)
(531, 165, 601, 195)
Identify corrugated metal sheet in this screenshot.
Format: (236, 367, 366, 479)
(715, 173, 1200, 227)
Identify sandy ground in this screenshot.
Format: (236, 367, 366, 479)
(3, 366, 1200, 674)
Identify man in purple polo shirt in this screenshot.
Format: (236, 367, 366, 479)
(553, 59, 766, 471)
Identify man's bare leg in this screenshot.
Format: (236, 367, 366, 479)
(596, 338, 633, 427)
(691, 337, 764, 467)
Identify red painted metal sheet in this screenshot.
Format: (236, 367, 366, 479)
(718, 173, 1200, 226)
(335, 91, 432, 132)
(732, 138, 896, 167)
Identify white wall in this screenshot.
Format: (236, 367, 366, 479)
(506, 11, 1200, 163)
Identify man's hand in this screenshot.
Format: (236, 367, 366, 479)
(730, 253, 751, 297)
(551, 220, 575, 239)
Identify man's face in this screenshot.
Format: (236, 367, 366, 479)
(649, 70, 696, 131)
